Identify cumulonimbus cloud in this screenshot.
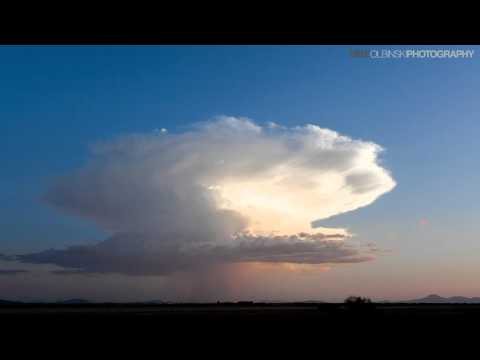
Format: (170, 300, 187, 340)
(18, 116, 396, 275)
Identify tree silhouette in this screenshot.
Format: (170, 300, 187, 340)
(344, 296, 375, 314)
(345, 296, 372, 305)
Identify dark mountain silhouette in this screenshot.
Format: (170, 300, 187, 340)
(0, 299, 22, 305)
(4, 295, 480, 305)
(57, 299, 90, 304)
(143, 300, 167, 304)
(406, 294, 480, 303)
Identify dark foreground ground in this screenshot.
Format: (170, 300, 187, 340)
(2, 302, 479, 336)
(4, 303, 473, 352)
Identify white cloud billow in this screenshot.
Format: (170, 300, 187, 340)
(20, 116, 396, 275)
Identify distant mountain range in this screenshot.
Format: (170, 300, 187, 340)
(57, 299, 90, 304)
(0, 299, 21, 305)
(0, 298, 90, 304)
(2, 295, 480, 304)
(404, 294, 480, 303)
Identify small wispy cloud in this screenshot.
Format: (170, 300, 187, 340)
(0, 269, 28, 275)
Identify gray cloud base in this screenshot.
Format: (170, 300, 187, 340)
(18, 233, 372, 276)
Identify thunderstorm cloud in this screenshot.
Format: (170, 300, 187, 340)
(18, 117, 396, 275)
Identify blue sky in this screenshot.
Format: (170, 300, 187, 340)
(1, 46, 479, 300)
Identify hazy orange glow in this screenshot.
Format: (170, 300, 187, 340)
(210, 175, 362, 236)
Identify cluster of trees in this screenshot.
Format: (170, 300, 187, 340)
(344, 296, 372, 305)
(343, 296, 375, 312)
